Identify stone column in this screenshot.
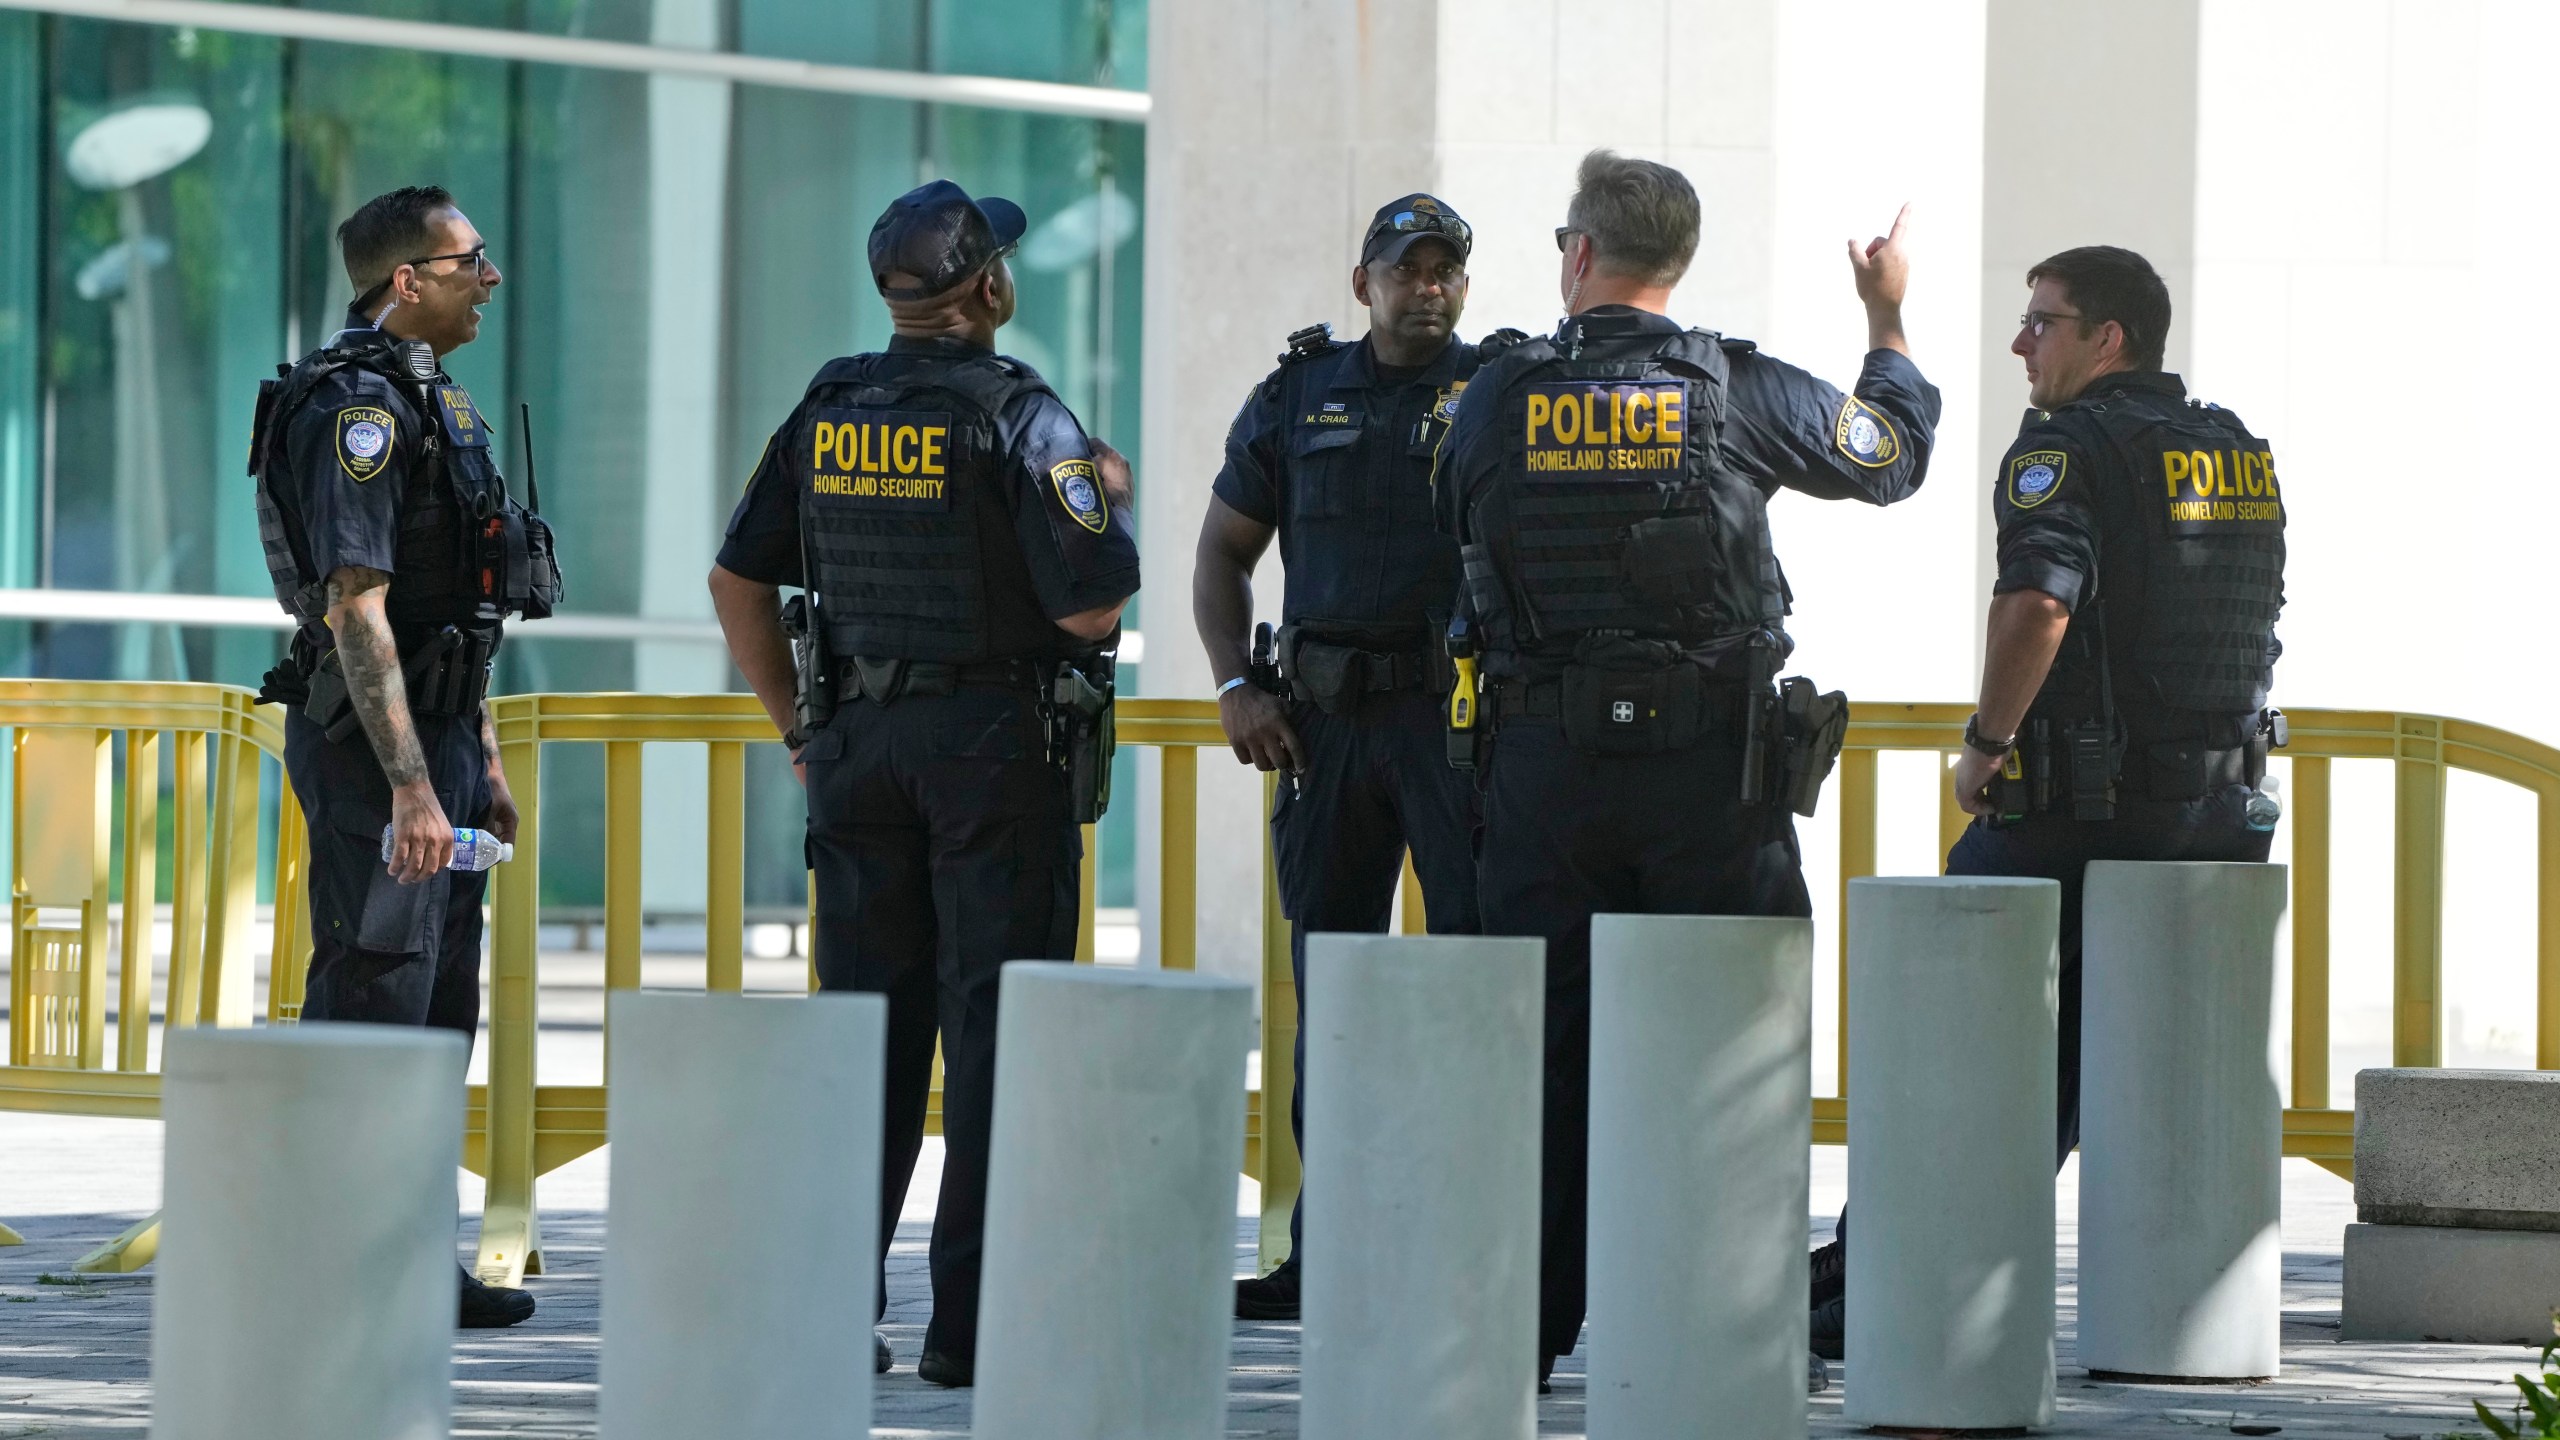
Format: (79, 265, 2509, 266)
(1846, 876, 2058, 1430)
(975, 964, 1256, 1440)
(1301, 933, 1544, 1440)
(150, 1024, 467, 1440)
(1586, 913, 1813, 1439)
(2079, 861, 2288, 1379)
(598, 991, 885, 1440)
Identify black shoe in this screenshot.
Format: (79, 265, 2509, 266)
(458, 1264, 535, 1329)
(1807, 1350, 1831, 1394)
(1538, 1353, 1555, 1396)
(1809, 1292, 1844, 1361)
(1235, 1261, 1300, 1321)
(874, 1329, 891, 1374)
(917, 1349, 973, 1388)
(1809, 1237, 1845, 1308)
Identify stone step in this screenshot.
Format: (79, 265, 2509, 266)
(2353, 1068, 2560, 1231)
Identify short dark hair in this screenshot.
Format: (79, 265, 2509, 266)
(337, 186, 458, 294)
(1566, 149, 1698, 287)
(2026, 245, 2170, 371)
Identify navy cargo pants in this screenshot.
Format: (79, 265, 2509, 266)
(1269, 686, 1482, 1268)
(801, 683, 1079, 1365)
(284, 705, 493, 1039)
(1475, 717, 1809, 1362)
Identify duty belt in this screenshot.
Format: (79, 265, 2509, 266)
(835, 656, 1051, 704)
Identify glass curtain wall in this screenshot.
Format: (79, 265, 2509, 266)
(0, 2, 1148, 910)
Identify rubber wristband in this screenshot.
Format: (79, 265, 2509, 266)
(1216, 676, 1250, 697)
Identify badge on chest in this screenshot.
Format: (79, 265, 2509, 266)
(435, 386, 489, 450)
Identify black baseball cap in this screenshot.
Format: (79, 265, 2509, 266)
(1361, 193, 1472, 266)
(868, 179, 1029, 300)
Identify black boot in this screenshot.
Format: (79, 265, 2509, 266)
(874, 1329, 892, 1374)
(1809, 1291, 1844, 1362)
(458, 1264, 535, 1329)
(1234, 1258, 1300, 1321)
(917, 1349, 973, 1388)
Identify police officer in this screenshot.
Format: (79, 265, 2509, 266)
(1435, 150, 1937, 1390)
(707, 180, 1138, 1389)
(248, 186, 559, 1329)
(1193, 192, 1503, 1322)
(1807, 245, 2286, 1358)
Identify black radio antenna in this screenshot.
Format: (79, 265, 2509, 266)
(517, 402, 543, 513)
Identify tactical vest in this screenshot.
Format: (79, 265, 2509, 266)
(792, 349, 1058, 665)
(1460, 328, 1781, 664)
(2036, 388, 2285, 727)
(248, 332, 561, 640)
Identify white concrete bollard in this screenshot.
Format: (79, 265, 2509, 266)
(1587, 913, 1814, 1440)
(2080, 860, 2289, 1379)
(598, 991, 885, 1440)
(975, 963, 1256, 1440)
(1847, 877, 2059, 1430)
(151, 1023, 468, 1440)
(1302, 933, 1545, 1440)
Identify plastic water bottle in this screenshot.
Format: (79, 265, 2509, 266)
(379, 824, 514, 871)
(2243, 772, 2283, 832)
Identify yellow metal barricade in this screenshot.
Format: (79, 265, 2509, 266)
(0, 680, 309, 1269)
(8, 684, 2556, 1272)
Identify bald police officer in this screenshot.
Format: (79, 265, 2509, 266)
(1808, 245, 2286, 1358)
(708, 180, 1138, 1388)
(1193, 193, 1504, 1321)
(1435, 150, 1938, 1390)
(249, 185, 558, 1329)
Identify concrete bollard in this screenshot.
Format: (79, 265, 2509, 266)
(1302, 933, 1545, 1440)
(2080, 861, 2289, 1380)
(1847, 877, 2059, 1430)
(599, 991, 885, 1440)
(975, 963, 1256, 1440)
(1587, 914, 1814, 1440)
(151, 1023, 468, 1440)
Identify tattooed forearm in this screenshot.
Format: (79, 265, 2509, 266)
(481, 706, 503, 774)
(324, 566, 430, 788)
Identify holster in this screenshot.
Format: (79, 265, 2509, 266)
(1278, 624, 1428, 715)
(401, 626, 494, 718)
(1049, 660, 1116, 824)
(780, 594, 837, 732)
(1770, 677, 1850, 818)
(302, 649, 364, 744)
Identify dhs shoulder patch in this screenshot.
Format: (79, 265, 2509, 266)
(2007, 449, 2067, 509)
(1050, 457, 1109, 534)
(335, 406, 395, 483)
(1833, 396, 1899, 469)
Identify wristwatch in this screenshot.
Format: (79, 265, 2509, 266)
(1961, 714, 2013, 758)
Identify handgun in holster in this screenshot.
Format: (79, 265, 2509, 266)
(1443, 614, 1482, 771)
(1052, 659, 1116, 825)
(1248, 621, 1287, 697)
(1773, 677, 1851, 818)
(779, 594, 836, 734)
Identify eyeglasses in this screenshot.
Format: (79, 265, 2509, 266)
(1367, 207, 1472, 252)
(1555, 227, 1581, 252)
(2019, 309, 2086, 338)
(409, 245, 496, 279)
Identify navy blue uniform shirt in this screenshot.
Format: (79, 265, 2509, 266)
(279, 324, 431, 585)
(1212, 334, 1483, 642)
(1987, 369, 2187, 614)
(718, 335, 1140, 620)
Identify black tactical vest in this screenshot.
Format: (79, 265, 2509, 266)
(249, 331, 561, 641)
(2035, 385, 2285, 728)
(792, 349, 1058, 664)
(1460, 327, 1781, 664)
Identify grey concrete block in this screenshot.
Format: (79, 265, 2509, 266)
(2353, 1068, 2560, 1230)
(2342, 1223, 2560, 1344)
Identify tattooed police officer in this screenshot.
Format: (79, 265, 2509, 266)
(249, 186, 560, 1329)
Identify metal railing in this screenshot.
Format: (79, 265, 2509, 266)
(5, 685, 2554, 1281)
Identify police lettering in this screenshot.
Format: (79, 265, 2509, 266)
(1522, 383, 1686, 475)
(2158, 446, 2282, 534)
(806, 408, 954, 509)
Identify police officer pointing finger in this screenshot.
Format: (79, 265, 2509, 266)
(708, 179, 1138, 1389)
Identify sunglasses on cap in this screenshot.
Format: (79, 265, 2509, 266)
(1367, 207, 1472, 252)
